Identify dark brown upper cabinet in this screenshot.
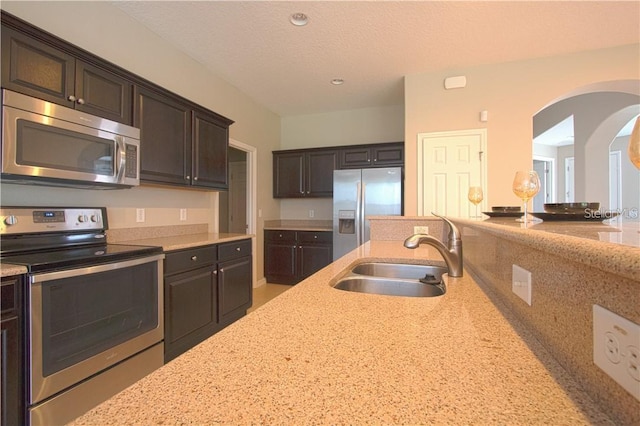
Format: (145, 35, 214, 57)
(339, 142, 404, 169)
(1, 25, 133, 125)
(134, 85, 232, 190)
(2, 11, 234, 191)
(273, 149, 338, 198)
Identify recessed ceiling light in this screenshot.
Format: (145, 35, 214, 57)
(331, 79, 344, 85)
(289, 13, 309, 26)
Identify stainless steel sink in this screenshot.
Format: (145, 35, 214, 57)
(350, 262, 447, 281)
(334, 276, 445, 297)
(332, 262, 447, 297)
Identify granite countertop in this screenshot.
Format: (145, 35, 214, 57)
(457, 217, 639, 282)
(0, 263, 27, 277)
(263, 219, 332, 232)
(123, 232, 252, 252)
(69, 240, 613, 425)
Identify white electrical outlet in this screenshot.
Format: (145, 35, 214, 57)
(512, 264, 532, 306)
(413, 226, 429, 234)
(309, 209, 315, 218)
(136, 208, 145, 223)
(180, 208, 187, 221)
(593, 304, 640, 401)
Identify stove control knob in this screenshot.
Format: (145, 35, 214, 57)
(90, 215, 99, 223)
(4, 215, 18, 226)
(78, 215, 89, 223)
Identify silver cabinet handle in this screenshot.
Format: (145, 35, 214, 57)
(77, 98, 85, 105)
(194, 177, 198, 181)
(236, 247, 241, 251)
(185, 175, 190, 180)
(191, 255, 198, 261)
(67, 95, 76, 102)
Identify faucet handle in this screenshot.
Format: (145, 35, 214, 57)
(430, 212, 461, 242)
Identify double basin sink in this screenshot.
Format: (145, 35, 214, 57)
(333, 262, 447, 297)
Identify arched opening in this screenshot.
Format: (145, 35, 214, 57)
(532, 80, 640, 213)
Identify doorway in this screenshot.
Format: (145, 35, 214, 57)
(219, 139, 257, 235)
(533, 157, 554, 211)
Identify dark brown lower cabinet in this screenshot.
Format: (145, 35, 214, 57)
(1, 275, 24, 426)
(164, 245, 218, 363)
(264, 230, 332, 284)
(218, 240, 253, 327)
(163, 239, 252, 363)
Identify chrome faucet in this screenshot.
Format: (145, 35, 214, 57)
(403, 213, 463, 277)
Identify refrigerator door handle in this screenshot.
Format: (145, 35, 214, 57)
(355, 182, 362, 246)
(360, 182, 367, 245)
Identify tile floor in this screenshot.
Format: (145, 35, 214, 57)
(247, 283, 291, 313)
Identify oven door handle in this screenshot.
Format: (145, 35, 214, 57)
(30, 253, 165, 282)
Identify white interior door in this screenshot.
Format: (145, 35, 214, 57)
(418, 129, 486, 217)
(565, 157, 575, 202)
(609, 150, 621, 210)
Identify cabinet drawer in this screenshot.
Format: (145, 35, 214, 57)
(297, 231, 332, 244)
(218, 239, 252, 261)
(1, 276, 19, 315)
(265, 230, 297, 242)
(164, 245, 217, 276)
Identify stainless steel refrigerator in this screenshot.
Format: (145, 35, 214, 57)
(332, 167, 402, 260)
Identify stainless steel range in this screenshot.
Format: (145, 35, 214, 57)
(0, 206, 165, 426)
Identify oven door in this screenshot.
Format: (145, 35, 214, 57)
(28, 254, 164, 405)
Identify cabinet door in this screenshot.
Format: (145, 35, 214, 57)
(75, 61, 133, 124)
(218, 256, 252, 325)
(340, 146, 372, 168)
(371, 143, 404, 167)
(273, 152, 305, 198)
(306, 150, 337, 197)
(1, 26, 75, 107)
(164, 266, 217, 362)
(1, 276, 24, 426)
(192, 110, 229, 189)
(297, 232, 332, 281)
(135, 86, 191, 186)
(264, 241, 297, 284)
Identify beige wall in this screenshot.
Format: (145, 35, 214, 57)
(404, 44, 640, 215)
(279, 105, 404, 220)
(281, 105, 404, 149)
(0, 1, 282, 284)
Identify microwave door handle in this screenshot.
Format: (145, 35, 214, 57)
(115, 137, 126, 182)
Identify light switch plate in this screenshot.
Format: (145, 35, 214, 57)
(512, 264, 532, 306)
(180, 209, 187, 221)
(593, 304, 640, 401)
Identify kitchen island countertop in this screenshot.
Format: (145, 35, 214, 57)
(69, 240, 614, 425)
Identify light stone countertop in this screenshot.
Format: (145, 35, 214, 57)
(69, 240, 614, 425)
(0, 263, 27, 277)
(263, 219, 333, 232)
(120, 232, 253, 252)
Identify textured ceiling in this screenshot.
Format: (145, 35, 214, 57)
(111, 1, 640, 117)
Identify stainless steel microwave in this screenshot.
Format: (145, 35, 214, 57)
(1, 89, 140, 189)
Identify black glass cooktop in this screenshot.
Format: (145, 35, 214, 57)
(1, 243, 163, 273)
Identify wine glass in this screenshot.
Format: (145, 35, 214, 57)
(628, 116, 640, 170)
(467, 186, 483, 220)
(512, 171, 540, 223)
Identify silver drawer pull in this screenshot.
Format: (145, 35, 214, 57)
(236, 247, 241, 251)
(191, 255, 198, 261)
